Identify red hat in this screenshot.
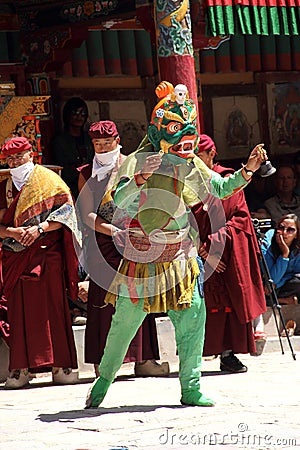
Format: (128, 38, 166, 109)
(88, 121, 119, 139)
(1, 137, 32, 157)
(197, 134, 216, 153)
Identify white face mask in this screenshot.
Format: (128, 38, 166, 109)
(94, 146, 120, 166)
(92, 145, 121, 181)
(10, 161, 35, 190)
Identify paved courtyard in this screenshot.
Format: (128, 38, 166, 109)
(1, 335, 300, 450)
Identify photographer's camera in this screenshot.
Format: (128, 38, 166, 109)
(251, 218, 272, 230)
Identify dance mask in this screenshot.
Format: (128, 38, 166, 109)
(148, 81, 199, 165)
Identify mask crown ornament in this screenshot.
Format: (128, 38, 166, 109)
(173, 84, 188, 105)
(148, 81, 199, 164)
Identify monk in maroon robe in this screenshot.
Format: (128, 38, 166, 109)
(192, 135, 266, 373)
(0, 137, 80, 388)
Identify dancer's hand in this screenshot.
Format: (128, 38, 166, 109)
(112, 228, 127, 251)
(140, 153, 163, 179)
(245, 143, 268, 173)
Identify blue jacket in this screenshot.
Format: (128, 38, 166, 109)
(261, 229, 300, 288)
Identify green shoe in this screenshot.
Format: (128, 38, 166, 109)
(85, 376, 112, 409)
(181, 390, 215, 407)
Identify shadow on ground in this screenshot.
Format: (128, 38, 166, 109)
(37, 403, 184, 423)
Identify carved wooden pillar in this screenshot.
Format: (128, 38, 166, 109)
(154, 0, 200, 130)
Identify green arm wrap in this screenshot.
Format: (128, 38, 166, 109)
(210, 168, 249, 199)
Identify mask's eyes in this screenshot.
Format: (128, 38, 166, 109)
(166, 122, 183, 134)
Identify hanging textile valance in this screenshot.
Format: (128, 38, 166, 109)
(205, 0, 300, 36)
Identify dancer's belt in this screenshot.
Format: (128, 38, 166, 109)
(122, 226, 195, 263)
(127, 226, 190, 244)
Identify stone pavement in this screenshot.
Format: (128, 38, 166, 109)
(1, 315, 300, 450)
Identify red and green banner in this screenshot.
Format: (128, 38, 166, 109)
(205, 0, 300, 35)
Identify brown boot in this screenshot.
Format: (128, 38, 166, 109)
(134, 360, 170, 377)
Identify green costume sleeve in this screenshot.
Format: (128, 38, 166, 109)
(209, 168, 249, 199)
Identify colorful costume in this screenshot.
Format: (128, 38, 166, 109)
(85, 81, 251, 408)
(192, 163, 266, 357)
(0, 163, 80, 373)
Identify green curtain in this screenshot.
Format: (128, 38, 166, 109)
(205, 1, 300, 36)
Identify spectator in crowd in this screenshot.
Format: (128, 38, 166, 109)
(84, 81, 267, 409)
(192, 135, 267, 372)
(261, 213, 300, 306)
(77, 120, 169, 379)
(264, 165, 300, 225)
(0, 136, 80, 388)
(52, 97, 94, 199)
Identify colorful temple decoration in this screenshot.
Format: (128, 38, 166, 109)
(14, 114, 43, 164)
(59, 1, 118, 22)
(205, 0, 300, 36)
(20, 28, 74, 72)
(0, 95, 50, 165)
(16, 1, 133, 31)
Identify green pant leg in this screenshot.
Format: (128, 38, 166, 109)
(168, 279, 215, 406)
(100, 289, 147, 381)
(85, 286, 147, 408)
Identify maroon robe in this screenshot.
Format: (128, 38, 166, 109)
(79, 163, 159, 365)
(192, 163, 266, 356)
(0, 178, 78, 371)
(0, 248, 9, 343)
